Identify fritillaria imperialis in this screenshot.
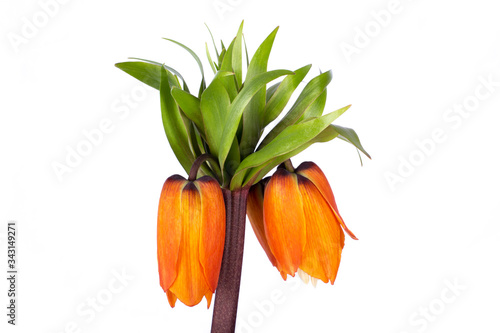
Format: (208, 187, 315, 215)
(157, 173, 225, 308)
(116, 21, 369, 333)
(248, 161, 358, 285)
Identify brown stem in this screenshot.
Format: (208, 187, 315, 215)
(211, 187, 250, 333)
(188, 154, 218, 181)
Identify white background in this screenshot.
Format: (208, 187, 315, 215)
(1, 0, 500, 332)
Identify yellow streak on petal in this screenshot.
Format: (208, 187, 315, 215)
(298, 176, 344, 284)
(296, 162, 357, 240)
(264, 169, 306, 277)
(169, 183, 211, 307)
(197, 177, 226, 293)
(158, 176, 186, 292)
(247, 181, 278, 267)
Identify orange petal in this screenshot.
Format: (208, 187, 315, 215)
(169, 182, 211, 307)
(166, 290, 178, 308)
(196, 176, 226, 293)
(296, 162, 358, 240)
(247, 179, 278, 267)
(297, 176, 344, 284)
(205, 291, 213, 309)
(157, 175, 186, 292)
(263, 168, 306, 277)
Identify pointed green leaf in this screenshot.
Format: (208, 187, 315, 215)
(163, 38, 206, 97)
(200, 79, 231, 158)
(331, 124, 371, 158)
(266, 82, 281, 102)
(220, 40, 238, 101)
(204, 23, 220, 58)
(243, 34, 250, 67)
(226, 137, 241, 180)
(159, 66, 195, 174)
(261, 64, 312, 127)
(238, 124, 341, 188)
(163, 38, 205, 80)
(218, 46, 226, 69)
(115, 61, 162, 89)
(259, 70, 332, 148)
(205, 43, 217, 74)
(218, 69, 294, 170)
(126, 58, 188, 90)
(229, 105, 350, 189)
(240, 27, 279, 159)
(246, 27, 278, 81)
(171, 88, 204, 132)
(299, 89, 327, 121)
(115, 61, 187, 91)
(232, 21, 244, 89)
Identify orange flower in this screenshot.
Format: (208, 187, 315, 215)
(247, 178, 277, 267)
(249, 162, 357, 284)
(157, 175, 225, 308)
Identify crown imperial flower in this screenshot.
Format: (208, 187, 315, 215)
(157, 174, 225, 308)
(117, 21, 370, 332)
(248, 161, 357, 284)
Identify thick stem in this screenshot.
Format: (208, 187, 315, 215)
(211, 187, 249, 333)
(188, 154, 218, 181)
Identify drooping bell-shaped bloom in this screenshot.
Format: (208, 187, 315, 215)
(157, 175, 226, 308)
(249, 161, 357, 284)
(246, 178, 277, 267)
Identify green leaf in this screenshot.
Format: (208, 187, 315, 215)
(240, 27, 279, 159)
(259, 70, 332, 148)
(331, 124, 371, 158)
(159, 66, 195, 174)
(200, 79, 231, 158)
(163, 38, 206, 97)
(246, 27, 278, 81)
(219, 40, 238, 101)
(239, 124, 341, 187)
(163, 38, 204, 80)
(226, 137, 241, 179)
(243, 34, 250, 67)
(171, 88, 204, 133)
(115, 61, 187, 92)
(126, 58, 188, 90)
(218, 46, 226, 69)
(232, 21, 244, 90)
(261, 64, 312, 127)
(204, 23, 220, 58)
(229, 105, 350, 189)
(266, 81, 281, 102)
(299, 89, 327, 121)
(218, 69, 294, 170)
(115, 61, 162, 89)
(188, 121, 203, 157)
(205, 43, 217, 74)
